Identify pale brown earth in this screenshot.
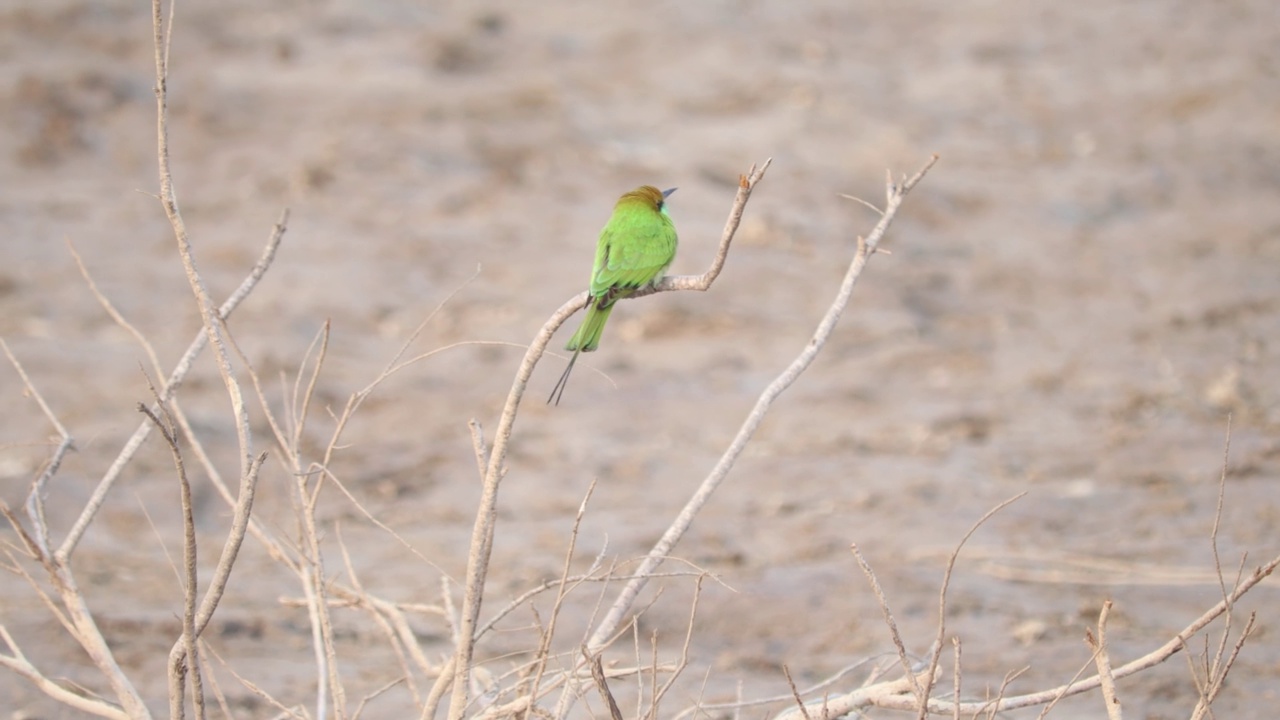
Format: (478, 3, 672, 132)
(3, 1, 1280, 718)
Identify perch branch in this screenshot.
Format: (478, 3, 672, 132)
(550, 156, 938, 720)
(587, 157, 936, 648)
(445, 160, 773, 720)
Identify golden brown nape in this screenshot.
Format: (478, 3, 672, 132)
(617, 185, 666, 209)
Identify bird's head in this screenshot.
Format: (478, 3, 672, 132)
(618, 185, 677, 215)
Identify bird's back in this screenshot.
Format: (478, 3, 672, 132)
(590, 188, 678, 296)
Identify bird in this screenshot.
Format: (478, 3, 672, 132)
(548, 185, 679, 405)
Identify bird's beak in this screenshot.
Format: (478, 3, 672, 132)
(662, 187, 678, 199)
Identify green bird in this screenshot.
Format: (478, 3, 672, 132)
(548, 185, 679, 405)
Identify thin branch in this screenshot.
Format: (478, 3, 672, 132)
(89, 1, 260, 580)
(141, 399, 206, 720)
(647, 574, 703, 715)
(1, 339, 74, 558)
(474, 567, 705, 642)
(296, 463, 345, 720)
(290, 320, 330, 456)
(950, 638, 960, 720)
(838, 192, 885, 217)
(422, 655, 456, 720)
(586, 649, 625, 720)
(0, 627, 130, 720)
(0, 355, 150, 716)
(1205, 415, 1234, 679)
(1034, 653, 1098, 720)
(29, 559, 151, 715)
(1197, 612, 1255, 717)
(1188, 415, 1254, 720)
(851, 543, 924, 702)
(1085, 601, 1122, 720)
(939, 547, 1260, 586)
(917, 493, 1026, 719)
(675, 656, 894, 720)
(335, 523, 422, 704)
(468, 420, 489, 482)
(68, 238, 166, 394)
(781, 665, 813, 720)
(157, 406, 266, 712)
(521, 479, 599, 706)
(981, 666, 1028, 720)
(192, 451, 264, 636)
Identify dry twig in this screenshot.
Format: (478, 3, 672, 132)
(1085, 601, 1122, 720)
(782, 665, 814, 720)
(1187, 415, 1256, 720)
(915, 493, 1026, 718)
(586, 649, 625, 720)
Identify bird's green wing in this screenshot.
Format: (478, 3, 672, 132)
(589, 212, 677, 299)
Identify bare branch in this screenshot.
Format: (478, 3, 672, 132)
(468, 419, 488, 482)
(586, 649, 625, 720)
(1, 338, 74, 558)
(0, 627, 130, 720)
(851, 543, 924, 702)
(1085, 601, 1123, 720)
(917, 493, 1026, 718)
(838, 192, 885, 217)
(648, 574, 703, 714)
(1187, 416, 1255, 720)
(523, 479, 599, 703)
(781, 665, 813, 720)
(981, 666, 1028, 719)
(675, 656, 893, 720)
(155, 0, 255, 510)
(0, 356, 151, 716)
(1034, 654, 1097, 720)
(140, 399, 206, 720)
(950, 639, 960, 720)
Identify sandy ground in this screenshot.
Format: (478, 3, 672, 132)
(3, 0, 1280, 718)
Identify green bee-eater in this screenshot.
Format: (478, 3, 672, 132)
(548, 185, 679, 405)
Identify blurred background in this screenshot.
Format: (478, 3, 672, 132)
(3, 0, 1278, 716)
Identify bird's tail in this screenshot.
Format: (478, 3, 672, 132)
(548, 301, 614, 405)
(565, 302, 614, 352)
(547, 346, 581, 405)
